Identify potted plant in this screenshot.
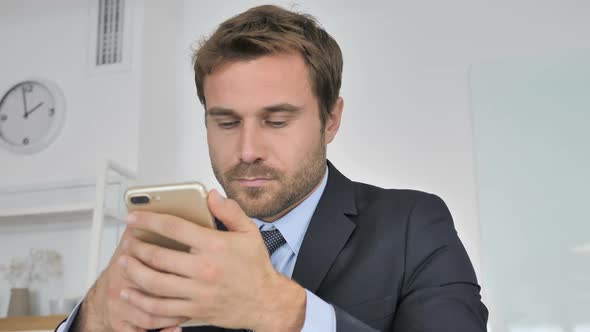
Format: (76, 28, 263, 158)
(0, 249, 63, 316)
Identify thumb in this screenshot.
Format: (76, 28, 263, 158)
(208, 189, 256, 232)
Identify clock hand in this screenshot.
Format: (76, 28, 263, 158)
(21, 86, 29, 118)
(25, 102, 44, 117)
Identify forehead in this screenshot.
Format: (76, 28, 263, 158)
(203, 52, 316, 113)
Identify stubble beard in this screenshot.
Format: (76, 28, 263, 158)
(212, 140, 327, 220)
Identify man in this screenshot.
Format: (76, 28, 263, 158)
(57, 4, 488, 332)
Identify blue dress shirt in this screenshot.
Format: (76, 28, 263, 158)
(57, 168, 334, 331)
(252, 167, 335, 332)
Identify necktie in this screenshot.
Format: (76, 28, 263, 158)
(260, 228, 286, 256)
(242, 229, 286, 332)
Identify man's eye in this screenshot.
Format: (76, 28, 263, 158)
(219, 121, 240, 129)
(266, 120, 286, 128)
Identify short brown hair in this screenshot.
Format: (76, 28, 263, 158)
(192, 5, 343, 127)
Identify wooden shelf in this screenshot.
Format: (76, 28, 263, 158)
(0, 315, 67, 331)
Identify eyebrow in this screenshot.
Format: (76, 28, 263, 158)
(263, 103, 302, 114)
(207, 107, 236, 117)
(207, 103, 302, 117)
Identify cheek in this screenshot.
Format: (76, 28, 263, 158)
(271, 126, 321, 165)
(207, 132, 233, 168)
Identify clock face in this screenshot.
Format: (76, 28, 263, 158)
(0, 80, 65, 154)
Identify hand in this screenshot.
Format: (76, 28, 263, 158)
(120, 190, 306, 331)
(72, 229, 188, 332)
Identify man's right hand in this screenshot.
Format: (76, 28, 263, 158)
(71, 229, 188, 332)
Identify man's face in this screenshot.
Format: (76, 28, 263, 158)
(204, 52, 341, 220)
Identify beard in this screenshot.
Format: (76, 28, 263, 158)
(212, 140, 327, 220)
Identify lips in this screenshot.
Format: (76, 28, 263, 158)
(236, 178, 271, 188)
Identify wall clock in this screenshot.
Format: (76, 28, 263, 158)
(0, 79, 66, 154)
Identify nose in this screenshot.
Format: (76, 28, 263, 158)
(238, 122, 266, 164)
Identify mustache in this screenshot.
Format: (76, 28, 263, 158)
(225, 162, 280, 180)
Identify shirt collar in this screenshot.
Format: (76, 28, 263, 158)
(252, 166, 329, 255)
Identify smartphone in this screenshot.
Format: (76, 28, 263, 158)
(125, 182, 216, 252)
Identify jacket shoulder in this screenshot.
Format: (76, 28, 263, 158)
(351, 180, 446, 214)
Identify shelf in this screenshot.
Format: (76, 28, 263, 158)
(0, 314, 67, 331)
(0, 177, 128, 228)
(0, 202, 95, 218)
(0, 159, 137, 288)
(0, 203, 125, 228)
(0, 203, 125, 220)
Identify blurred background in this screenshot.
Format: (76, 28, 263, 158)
(0, 0, 588, 331)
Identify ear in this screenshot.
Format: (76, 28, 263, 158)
(324, 97, 343, 144)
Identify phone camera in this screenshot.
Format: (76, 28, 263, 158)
(130, 195, 150, 205)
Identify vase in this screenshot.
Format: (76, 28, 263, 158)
(7, 287, 31, 317)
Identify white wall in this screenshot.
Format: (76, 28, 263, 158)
(0, 0, 142, 187)
(135, 0, 185, 184)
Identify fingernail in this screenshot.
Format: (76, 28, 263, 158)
(118, 256, 127, 268)
(120, 289, 129, 300)
(126, 213, 137, 223)
(122, 239, 129, 250)
(176, 327, 182, 332)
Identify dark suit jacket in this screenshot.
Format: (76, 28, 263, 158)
(60, 161, 488, 331)
(186, 161, 488, 331)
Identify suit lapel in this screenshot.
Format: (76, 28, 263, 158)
(291, 161, 357, 293)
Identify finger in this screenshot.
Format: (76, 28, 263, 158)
(124, 313, 186, 331)
(109, 228, 135, 263)
(121, 287, 201, 320)
(126, 211, 219, 251)
(108, 288, 186, 330)
(125, 237, 197, 278)
(114, 320, 145, 332)
(119, 254, 195, 299)
(207, 189, 257, 232)
(112, 320, 143, 332)
(125, 237, 221, 285)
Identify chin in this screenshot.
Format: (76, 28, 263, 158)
(235, 193, 277, 218)
(232, 188, 265, 202)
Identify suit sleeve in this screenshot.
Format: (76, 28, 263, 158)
(333, 305, 381, 332)
(53, 301, 82, 331)
(392, 194, 488, 331)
